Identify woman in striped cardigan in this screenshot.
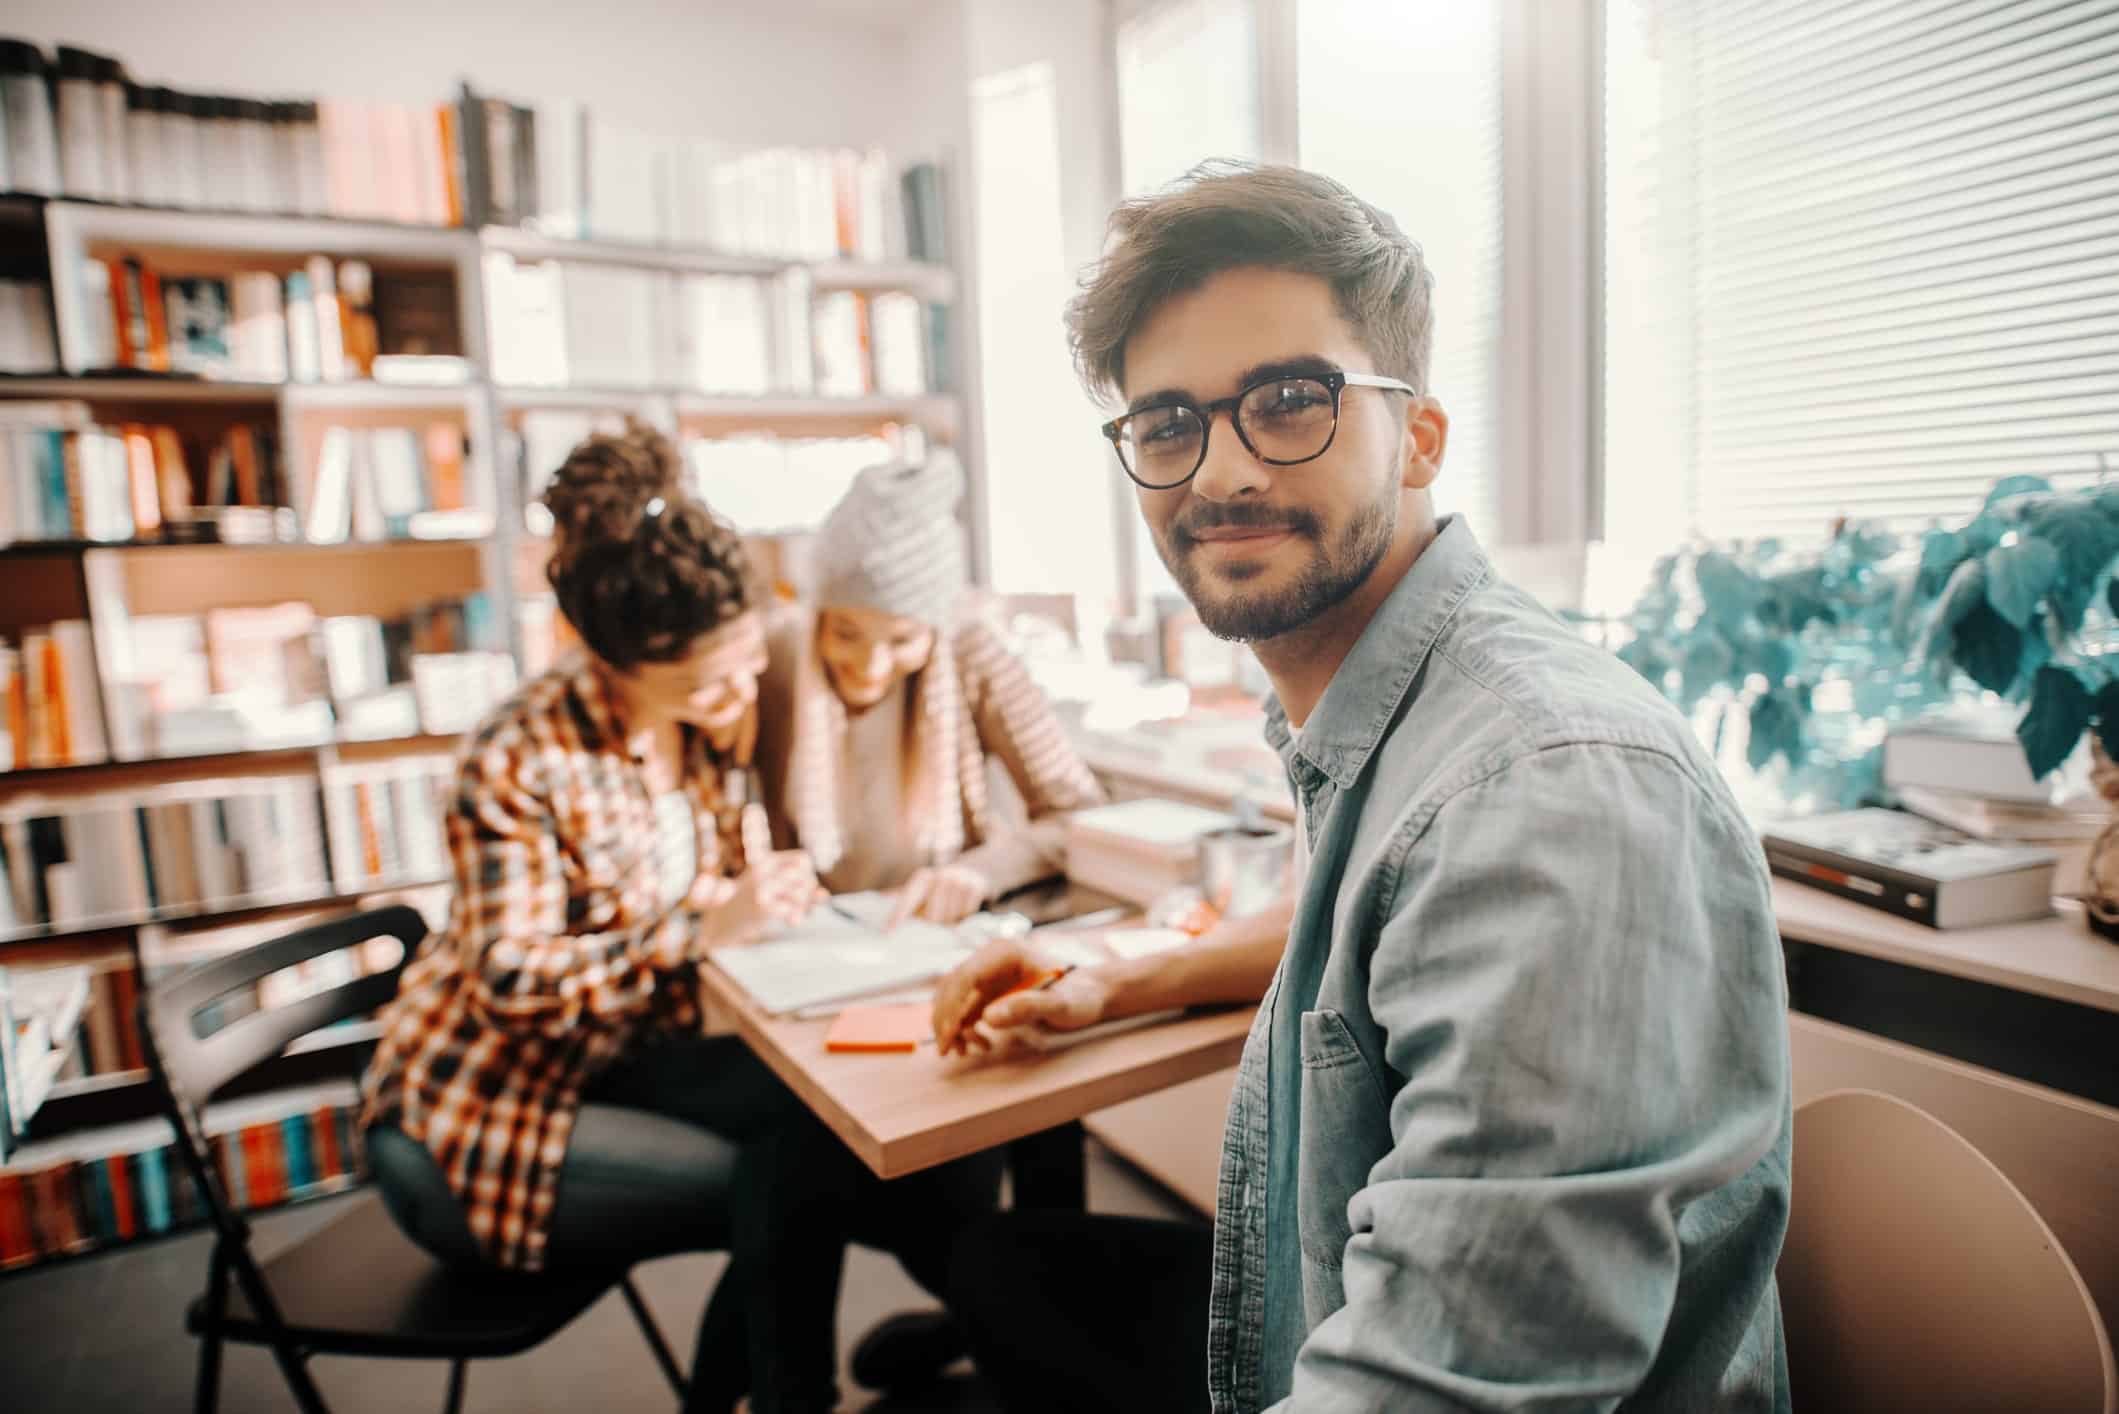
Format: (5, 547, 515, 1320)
(756, 451, 1107, 925)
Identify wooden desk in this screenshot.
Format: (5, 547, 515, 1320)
(1774, 876, 2119, 1015)
(699, 953, 1255, 1181)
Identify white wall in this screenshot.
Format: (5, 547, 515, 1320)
(7, 0, 910, 149)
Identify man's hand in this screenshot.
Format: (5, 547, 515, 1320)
(887, 863, 990, 929)
(931, 937, 1115, 1054)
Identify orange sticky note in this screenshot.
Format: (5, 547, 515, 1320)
(825, 1002, 933, 1054)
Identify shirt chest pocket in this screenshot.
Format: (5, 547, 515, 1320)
(1297, 1007, 1395, 1326)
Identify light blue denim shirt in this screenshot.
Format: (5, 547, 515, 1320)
(1207, 518, 1791, 1413)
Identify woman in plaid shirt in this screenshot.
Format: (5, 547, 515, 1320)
(361, 427, 851, 1413)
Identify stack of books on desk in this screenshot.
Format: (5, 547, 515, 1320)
(1883, 710, 2105, 897)
(1064, 799, 1240, 908)
(1763, 808, 2058, 930)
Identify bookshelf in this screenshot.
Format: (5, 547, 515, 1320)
(0, 75, 971, 1266)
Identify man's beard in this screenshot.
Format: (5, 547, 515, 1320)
(1156, 489, 1398, 643)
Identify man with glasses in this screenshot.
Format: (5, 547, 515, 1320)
(935, 162, 1791, 1413)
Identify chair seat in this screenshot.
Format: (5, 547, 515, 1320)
(187, 1192, 619, 1361)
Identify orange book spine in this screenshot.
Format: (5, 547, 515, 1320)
(60, 431, 86, 537)
(138, 266, 172, 373)
(227, 426, 263, 507)
(121, 425, 163, 536)
(310, 1106, 343, 1181)
(241, 1125, 286, 1208)
(3, 647, 26, 770)
(356, 782, 384, 878)
(150, 427, 193, 518)
(106, 1149, 136, 1240)
(423, 422, 467, 511)
(39, 634, 71, 765)
(437, 105, 465, 226)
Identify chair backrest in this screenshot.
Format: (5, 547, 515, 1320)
(1781, 1087, 2117, 1414)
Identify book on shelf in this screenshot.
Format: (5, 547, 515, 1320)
(484, 257, 777, 394)
(0, 280, 60, 374)
(0, 1079, 370, 1272)
(1762, 807, 2059, 930)
(0, 775, 333, 934)
(320, 754, 453, 893)
(303, 421, 482, 543)
(0, 958, 94, 1163)
(81, 253, 463, 384)
(0, 619, 109, 770)
(98, 591, 502, 758)
(24, 31, 460, 222)
(0, 408, 322, 547)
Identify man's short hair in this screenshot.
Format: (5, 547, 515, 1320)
(1066, 160, 1435, 404)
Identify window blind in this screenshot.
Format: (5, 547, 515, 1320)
(1299, 0, 1504, 544)
(1604, 0, 2119, 544)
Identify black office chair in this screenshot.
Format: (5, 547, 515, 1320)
(138, 904, 693, 1414)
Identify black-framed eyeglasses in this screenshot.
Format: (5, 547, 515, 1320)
(1100, 369, 1419, 490)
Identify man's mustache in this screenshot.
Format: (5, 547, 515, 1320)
(1171, 503, 1322, 547)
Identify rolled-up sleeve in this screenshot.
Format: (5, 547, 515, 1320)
(1285, 742, 1790, 1410)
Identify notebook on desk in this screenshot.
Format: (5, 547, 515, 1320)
(709, 895, 973, 1016)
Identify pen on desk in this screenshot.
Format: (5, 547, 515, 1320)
(1047, 907, 1127, 932)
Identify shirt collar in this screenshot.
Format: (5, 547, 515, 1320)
(1262, 516, 1491, 791)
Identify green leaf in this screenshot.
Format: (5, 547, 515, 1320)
(1694, 551, 1762, 636)
(1679, 634, 1736, 707)
(1985, 474, 2053, 508)
(2106, 577, 2119, 618)
(1747, 690, 1803, 772)
(2017, 666, 2094, 779)
(1920, 560, 1988, 667)
(1983, 535, 2060, 628)
(1918, 529, 1968, 590)
(2024, 503, 2119, 633)
(1950, 601, 2027, 695)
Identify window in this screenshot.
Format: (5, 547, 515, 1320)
(1604, 0, 2119, 545)
(1298, 0, 1505, 543)
(1116, 0, 1267, 605)
(972, 61, 1120, 603)
(1117, 0, 1264, 195)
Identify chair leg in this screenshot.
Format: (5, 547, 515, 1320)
(440, 1359, 467, 1414)
(619, 1275, 690, 1399)
(195, 1243, 230, 1414)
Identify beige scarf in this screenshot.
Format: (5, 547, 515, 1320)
(783, 615, 993, 878)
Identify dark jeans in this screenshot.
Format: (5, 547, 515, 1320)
(370, 1034, 1001, 1414)
(950, 1212, 1214, 1414)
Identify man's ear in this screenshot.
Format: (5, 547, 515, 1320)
(1401, 396, 1449, 491)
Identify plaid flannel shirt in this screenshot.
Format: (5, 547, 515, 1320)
(359, 660, 746, 1270)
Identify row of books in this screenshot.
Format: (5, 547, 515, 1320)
(477, 89, 932, 261)
(0, 766, 453, 939)
(306, 422, 484, 543)
(106, 593, 505, 759)
(75, 253, 461, 381)
(0, 279, 57, 373)
(485, 256, 796, 393)
(0, 620, 107, 770)
(0, 402, 287, 546)
(1, 38, 467, 225)
(0, 1082, 369, 1269)
(814, 290, 941, 398)
(0, 778, 331, 935)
